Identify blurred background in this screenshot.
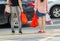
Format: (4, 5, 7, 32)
(0, 0, 60, 28)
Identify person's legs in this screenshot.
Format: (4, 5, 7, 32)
(16, 6, 22, 34)
(42, 16, 46, 32)
(38, 17, 43, 32)
(11, 22, 15, 33)
(36, 11, 46, 33)
(11, 6, 16, 33)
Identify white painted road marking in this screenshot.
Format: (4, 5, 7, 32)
(46, 23, 60, 26)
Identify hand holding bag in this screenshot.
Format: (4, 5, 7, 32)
(4, 5, 11, 17)
(5, 5, 11, 13)
(30, 12, 38, 28)
(46, 14, 53, 24)
(20, 12, 28, 24)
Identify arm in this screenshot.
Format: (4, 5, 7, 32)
(6, 0, 11, 5)
(6, 0, 9, 5)
(34, 0, 37, 12)
(46, 0, 48, 14)
(18, 0, 23, 12)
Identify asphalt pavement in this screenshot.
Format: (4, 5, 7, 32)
(0, 18, 60, 41)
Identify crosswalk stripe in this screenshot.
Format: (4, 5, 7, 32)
(38, 34, 56, 41)
(46, 23, 60, 26)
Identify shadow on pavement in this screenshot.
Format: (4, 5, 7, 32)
(0, 23, 30, 28)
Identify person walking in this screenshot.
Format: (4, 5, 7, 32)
(34, 0, 48, 33)
(7, 0, 23, 34)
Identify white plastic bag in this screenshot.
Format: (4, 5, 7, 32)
(46, 14, 53, 24)
(5, 5, 11, 13)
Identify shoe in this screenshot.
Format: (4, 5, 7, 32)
(38, 30, 46, 33)
(12, 30, 15, 33)
(19, 31, 22, 34)
(38, 31, 43, 33)
(43, 31, 46, 33)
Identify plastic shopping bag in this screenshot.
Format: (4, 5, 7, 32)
(20, 12, 28, 24)
(46, 14, 53, 24)
(30, 12, 38, 28)
(4, 5, 11, 17)
(5, 5, 11, 13)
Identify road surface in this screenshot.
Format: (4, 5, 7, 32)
(0, 18, 60, 41)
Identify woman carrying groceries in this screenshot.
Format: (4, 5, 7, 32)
(7, 0, 23, 34)
(34, 0, 48, 33)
